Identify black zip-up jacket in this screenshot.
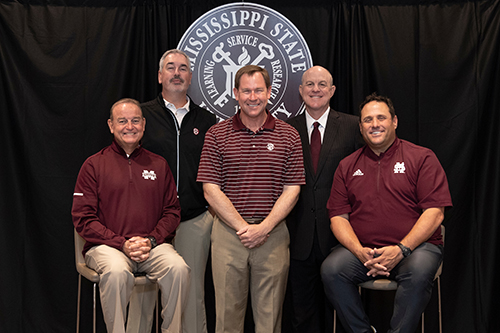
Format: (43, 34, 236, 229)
(141, 94, 216, 221)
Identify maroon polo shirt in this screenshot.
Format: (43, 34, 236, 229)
(197, 111, 305, 219)
(328, 137, 452, 248)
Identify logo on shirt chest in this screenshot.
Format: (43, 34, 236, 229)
(394, 162, 406, 174)
(352, 169, 364, 176)
(142, 170, 157, 180)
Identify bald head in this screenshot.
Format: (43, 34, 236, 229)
(301, 66, 333, 86)
(299, 66, 336, 118)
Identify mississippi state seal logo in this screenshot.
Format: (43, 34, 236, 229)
(177, 2, 313, 121)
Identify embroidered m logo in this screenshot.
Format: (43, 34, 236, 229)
(142, 170, 157, 180)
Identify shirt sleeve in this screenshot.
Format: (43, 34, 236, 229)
(416, 151, 453, 210)
(71, 157, 127, 251)
(149, 161, 181, 245)
(327, 161, 353, 219)
(197, 127, 222, 185)
(283, 129, 306, 186)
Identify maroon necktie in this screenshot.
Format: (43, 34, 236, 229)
(310, 122, 321, 173)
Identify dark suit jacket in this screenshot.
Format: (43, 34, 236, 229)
(287, 109, 363, 260)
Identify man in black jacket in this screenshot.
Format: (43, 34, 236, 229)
(127, 49, 216, 333)
(286, 66, 363, 333)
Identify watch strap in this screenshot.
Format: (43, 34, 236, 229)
(147, 236, 157, 249)
(397, 243, 412, 257)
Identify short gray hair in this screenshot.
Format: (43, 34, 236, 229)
(159, 49, 192, 72)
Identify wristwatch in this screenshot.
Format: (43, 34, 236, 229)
(397, 243, 412, 257)
(147, 236, 157, 249)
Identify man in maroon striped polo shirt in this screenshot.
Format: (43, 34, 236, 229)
(197, 65, 305, 333)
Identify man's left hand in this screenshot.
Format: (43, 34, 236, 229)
(364, 245, 404, 277)
(124, 236, 152, 262)
(236, 224, 270, 249)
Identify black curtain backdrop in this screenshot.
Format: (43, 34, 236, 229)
(1, 0, 499, 332)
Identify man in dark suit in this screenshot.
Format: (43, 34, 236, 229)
(287, 66, 363, 333)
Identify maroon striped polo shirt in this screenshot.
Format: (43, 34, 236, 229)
(197, 111, 305, 219)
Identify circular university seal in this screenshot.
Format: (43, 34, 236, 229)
(177, 2, 313, 121)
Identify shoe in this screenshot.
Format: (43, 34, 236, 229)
(371, 326, 377, 333)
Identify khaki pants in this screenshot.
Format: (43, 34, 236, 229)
(211, 216, 290, 333)
(85, 243, 190, 333)
(127, 211, 213, 333)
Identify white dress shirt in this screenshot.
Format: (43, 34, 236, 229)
(305, 107, 330, 144)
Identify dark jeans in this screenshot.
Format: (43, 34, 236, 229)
(321, 243, 443, 333)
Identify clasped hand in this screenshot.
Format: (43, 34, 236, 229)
(123, 236, 151, 263)
(236, 224, 270, 249)
(361, 245, 403, 277)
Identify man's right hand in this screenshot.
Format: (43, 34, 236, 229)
(123, 237, 151, 262)
(237, 224, 270, 249)
(357, 247, 390, 277)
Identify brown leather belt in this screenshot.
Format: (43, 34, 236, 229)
(245, 218, 264, 224)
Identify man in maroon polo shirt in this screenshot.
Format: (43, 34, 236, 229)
(321, 93, 452, 333)
(197, 65, 305, 333)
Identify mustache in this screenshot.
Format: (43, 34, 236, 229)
(170, 76, 185, 83)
